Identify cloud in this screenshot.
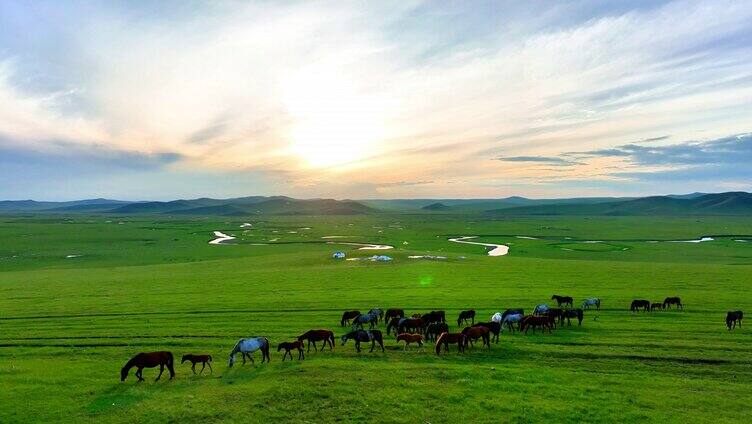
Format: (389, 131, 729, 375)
(576, 133, 752, 166)
(2, 1, 752, 199)
(497, 156, 582, 166)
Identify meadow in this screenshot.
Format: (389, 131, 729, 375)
(1, 213, 751, 423)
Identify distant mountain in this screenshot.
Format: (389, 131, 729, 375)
(0, 196, 375, 215)
(421, 202, 451, 211)
(488, 192, 752, 216)
(2, 192, 748, 216)
(0, 198, 131, 212)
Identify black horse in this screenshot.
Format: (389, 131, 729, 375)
(425, 322, 449, 341)
(545, 308, 566, 328)
(630, 299, 650, 312)
(663, 297, 683, 310)
(551, 295, 573, 307)
(340, 330, 385, 353)
(726, 311, 743, 330)
(457, 309, 476, 326)
(421, 310, 445, 325)
(560, 309, 584, 326)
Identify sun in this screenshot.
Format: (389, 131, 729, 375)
(283, 69, 388, 168)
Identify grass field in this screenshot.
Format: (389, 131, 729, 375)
(1, 214, 751, 423)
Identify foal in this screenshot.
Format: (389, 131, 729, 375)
(396, 333, 424, 350)
(181, 354, 213, 374)
(277, 340, 305, 361)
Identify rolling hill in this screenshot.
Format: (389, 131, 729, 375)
(488, 192, 752, 216)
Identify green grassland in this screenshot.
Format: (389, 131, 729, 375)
(1, 214, 751, 423)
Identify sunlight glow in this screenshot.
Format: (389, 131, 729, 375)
(283, 69, 389, 167)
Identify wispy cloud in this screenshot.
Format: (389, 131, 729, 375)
(497, 156, 582, 166)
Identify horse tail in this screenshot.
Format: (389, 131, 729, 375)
(208, 355, 213, 362)
(435, 333, 446, 355)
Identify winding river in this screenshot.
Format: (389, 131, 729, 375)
(448, 236, 509, 256)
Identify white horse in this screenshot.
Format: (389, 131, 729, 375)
(491, 312, 503, 323)
(228, 337, 270, 367)
(533, 304, 550, 315)
(582, 298, 601, 310)
(501, 313, 524, 333)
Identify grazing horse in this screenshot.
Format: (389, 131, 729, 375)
(340, 310, 361, 326)
(386, 317, 404, 336)
(297, 329, 335, 352)
(425, 322, 449, 341)
(630, 299, 650, 312)
(421, 311, 445, 325)
(500, 313, 524, 333)
(121, 351, 175, 382)
(473, 322, 501, 343)
(551, 295, 574, 307)
(520, 316, 553, 334)
(501, 308, 524, 321)
(462, 326, 490, 349)
(545, 308, 565, 328)
(396, 333, 424, 350)
(726, 311, 743, 330)
(533, 304, 550, 315)
(581, 298, 601, 310)
(560, 309, 584, 326)
(651, 302, 663, 311)
(398, 318, 425, 334)
(384, 308, 405, 323)
(341, 330, 385, 353)
(228, 337, 270, 366)
(352, 310, 379, 330)
(435, 332, 466, 355)
(457, 309, 476, 326)
(368, 308, 384, 323)
(663, 297, 683, 310)
(277, 341, 305, 361)
(181, 354, 213, 375)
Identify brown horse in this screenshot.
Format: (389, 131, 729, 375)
(121, 351, 175, 382)
(340, 310, 361, 326)
(298, 329, 335, 352)
(462, 326, 490, 349)
(435, 332, 466, 355)
(551, 295, 573, 307)
(651, 302, 663, 311)
(424, 322, 449, 341)
(630, 299, 650, 312)
(398, 318, 425, 334)
(545, 308, 565, 328)
(663, 297, 683, 310)
(726, 311, 743, 330)
(520, 316, 553, 334)
(396, 333, 424, 350)
(473, 321, 501, 343)
(385, 308, 405, 323)
(277, 340, 305, 361)
(457, 309, 476, 326)
(181, 354, 213, 374)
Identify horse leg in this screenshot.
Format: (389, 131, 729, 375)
(306, 340, 311, 353)
(191, 363, 196, 374)
(136, 367, 144, 382)
(155, 364, 164, 382)
(370, 340, 375, 352)
(199, 363, 206, 374)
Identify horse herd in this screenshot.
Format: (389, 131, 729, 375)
(120, 295, 744, 382)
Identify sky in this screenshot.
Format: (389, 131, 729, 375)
(1, 0, 751, 201)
